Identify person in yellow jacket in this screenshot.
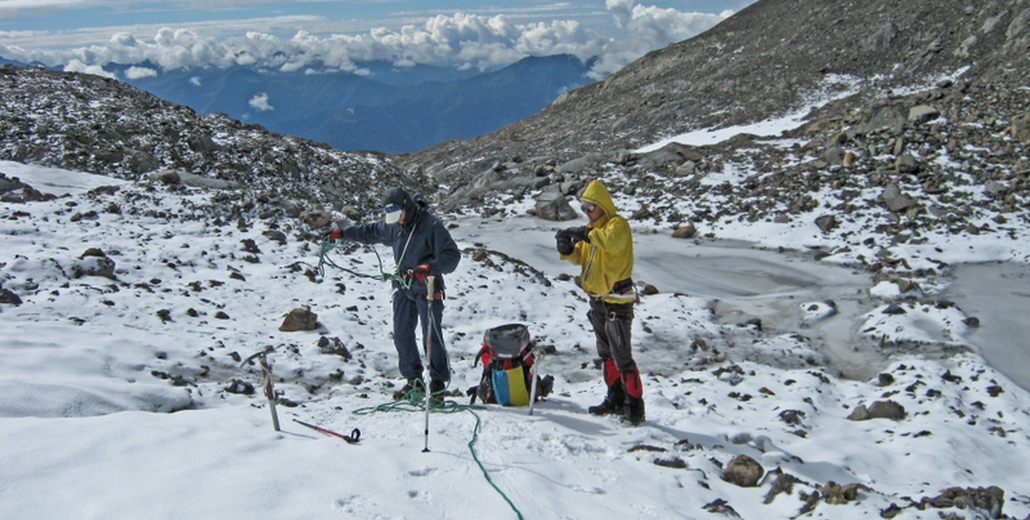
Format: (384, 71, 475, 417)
(555, 179, 644, 425)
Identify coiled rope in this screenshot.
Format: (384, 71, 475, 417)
(319, 237, 524, 520)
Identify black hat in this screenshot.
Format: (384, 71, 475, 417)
(381, 187, 413, 224)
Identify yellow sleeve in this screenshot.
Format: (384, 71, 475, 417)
(587, 218, 631, 255)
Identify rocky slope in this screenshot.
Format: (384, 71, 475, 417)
(0, 64, 433, 218)
(395, 0, 1030, 205)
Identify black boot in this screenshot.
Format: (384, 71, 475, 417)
(393, 378, 424, 401)
(624, 396, 645, 425)
(588, 381, 626, 416)
(428, 379, 446, 407)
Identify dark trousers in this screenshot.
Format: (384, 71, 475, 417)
(588, 299, 636, 374)
(393, 290, 449, 383)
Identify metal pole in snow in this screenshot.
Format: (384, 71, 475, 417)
(528, 348, 542, 416)
(259, 354, 281, 431)
(422, 276, 436, 453)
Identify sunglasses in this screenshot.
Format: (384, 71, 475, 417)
(383, 203, 402, 214)
(580, 202, 597, 213)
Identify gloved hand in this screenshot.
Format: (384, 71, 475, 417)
(330, 229, 342, 241)
(555, 230, 574, 255)
(408, 264, 431, 283)
(564, 226, 590, 244)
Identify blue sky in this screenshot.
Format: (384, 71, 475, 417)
(0, 1, 756, 77)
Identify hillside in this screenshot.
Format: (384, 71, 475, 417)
(398, 0, 1030, 192)
(0, 64, 432, 216)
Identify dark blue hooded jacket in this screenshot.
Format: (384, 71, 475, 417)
(339, 200, 460, 296)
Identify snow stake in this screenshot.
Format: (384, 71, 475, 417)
(422, 275, 436, 453)
(528, 346, 546, 416)
(293, 419, 361, 444)
(242, 348, 280, 431)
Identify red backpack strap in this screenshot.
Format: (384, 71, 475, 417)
(474, 345, 493, 368)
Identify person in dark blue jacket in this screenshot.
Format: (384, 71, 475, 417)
(333, 187, 461, 401)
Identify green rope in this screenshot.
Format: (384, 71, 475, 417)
(321, 236, 522, 516)
(352, 387, 525, 520)
(317, 237, 411, 290)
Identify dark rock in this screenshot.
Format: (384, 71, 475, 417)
(721, 454, 764, 487)
(151, 169, 181, 185)
(882, 183, 917, 212)
(815, 214, 838, 232)
(672, 223, 697, 238)
(848, 400, 906, 421)
(280, 306, 319, 331)
(0, 287, 22, 306)
(908, 105, 940, 125)
(225, 379, 255, 395)
(534, 192, 577, 221)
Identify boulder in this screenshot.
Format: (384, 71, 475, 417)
(882, 183, 917, 212)
(894, 154, 921, 174)
(150, 169, 181, 185)
(0, 287, 22, 306)
(672, 223, 697, 238)
(721, 454, 764, 487)
(908, 105, 940, 125)
(815, 214, 838, 233)
(535, 193, 577, 221)
(847, 400, 906, 421)
(855, 106, 906, 135)
(70, 249, 116, 279)
(279, 306, 319, 332)
(299, 210, 333, 229)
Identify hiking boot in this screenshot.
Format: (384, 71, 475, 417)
(623, 396, 645, 426)
(392, 378, 424, 401)
(428, 379, 446, 407)
(588, 381, 626, 416)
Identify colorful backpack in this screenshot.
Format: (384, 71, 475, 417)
(472, 324, 551, 406)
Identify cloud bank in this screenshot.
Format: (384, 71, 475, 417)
(0, 1, 733, 79)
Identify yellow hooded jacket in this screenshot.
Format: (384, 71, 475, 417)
(560, 180, 635, 303)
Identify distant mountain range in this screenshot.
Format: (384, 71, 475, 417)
(116, 56, 596, 154)
(0, 54, 595, 154)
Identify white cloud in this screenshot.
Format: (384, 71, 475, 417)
(590, 0, 731, 77)
(124, 65, 157, 79)
(63, 58, 115, 79)
(1, 3, 735, 78)
(248, 92, 273, 111)
(189, 76, 201, 86)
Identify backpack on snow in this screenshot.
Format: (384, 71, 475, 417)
(472, 323, 552, 406)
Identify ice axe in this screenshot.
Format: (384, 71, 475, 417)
(242, 347, 280, 431)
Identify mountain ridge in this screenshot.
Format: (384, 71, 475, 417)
(396, 0, 1030, 188)
(117, 54, 595, 153)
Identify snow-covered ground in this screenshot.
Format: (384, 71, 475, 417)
(3, 142, 1030, 520)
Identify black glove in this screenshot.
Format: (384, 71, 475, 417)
(564, 226, 590, 244)
(556, 234, 574, 255)
(556, 233, 572, 254)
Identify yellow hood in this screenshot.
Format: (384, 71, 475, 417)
(579, 180, 617, 228)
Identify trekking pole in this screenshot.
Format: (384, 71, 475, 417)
(293, 419, 361, 444)
(528, 347, 543, 416)
(422, 275, 435, 453)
